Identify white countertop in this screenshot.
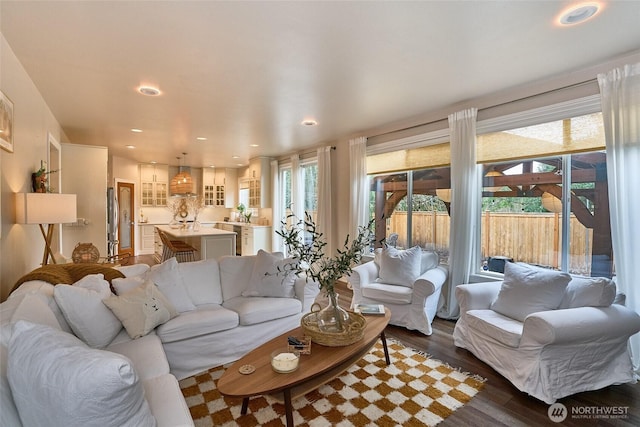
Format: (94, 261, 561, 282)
(142, 221, 271, 229)
(156, 224, 236, 237)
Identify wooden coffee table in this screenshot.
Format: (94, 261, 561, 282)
(217, 309, 391, 426)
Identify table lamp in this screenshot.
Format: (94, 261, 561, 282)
(15, 193, 77, 265)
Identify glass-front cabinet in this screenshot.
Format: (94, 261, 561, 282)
(140, 164, 168, 207)
(202, 167, 238, 208)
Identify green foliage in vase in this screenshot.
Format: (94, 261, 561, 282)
(276, 212, 376, 298)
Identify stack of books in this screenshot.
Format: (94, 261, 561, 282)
(354, 303, 385, 315)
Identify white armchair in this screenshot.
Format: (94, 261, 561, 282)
(453, 262, 640, 404)
(348, 248, 448, 336)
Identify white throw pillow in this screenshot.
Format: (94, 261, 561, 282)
(0, 292, 60, 347)
(112, 276, 146, 295)
(242, 250, 297, 298)
(420, 250, 439, 274)
(559, 275, 616, 309)
(8, 321, 156, 427)
(491, 262, 571, 322)
(147, 257, 196, 312)
(378, 246, 422, 287)
(104, 280, 177, 339)
(53, 274, 123, 348)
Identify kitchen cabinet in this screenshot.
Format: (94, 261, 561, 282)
(140, 164, 168, 207)
(244, 157, 271, 208)
(140, 224, 155, 255)
(240, 226, 272, 256)
(203, 168, 238, 208)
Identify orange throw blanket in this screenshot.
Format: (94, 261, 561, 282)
(11, 263, 125, 295)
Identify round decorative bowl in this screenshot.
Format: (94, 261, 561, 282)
(271, 348, 300, 373)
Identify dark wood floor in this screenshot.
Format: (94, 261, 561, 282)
(131, 255, 639, 426)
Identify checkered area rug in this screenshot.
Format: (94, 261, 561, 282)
(179, 340, 485, 426)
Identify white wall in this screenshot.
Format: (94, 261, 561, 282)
(0, 34, 67, 301)
(61, 143, 108, 257)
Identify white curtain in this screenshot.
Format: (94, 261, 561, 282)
(290, 154, 304, 220)
(349, 137, 369, 238)
(598, 63, 640, 371)
(317, 146, 333, 255)
(290, 154, 305, 247)
(438, 108, 479, 320)
(270, 159, 282, 252)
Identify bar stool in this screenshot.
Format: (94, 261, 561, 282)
(158, 230, 197, 262)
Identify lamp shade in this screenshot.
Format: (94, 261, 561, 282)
(541, 192, 563, 213)
(15, 193, 77, 224)
(484, 170, 504, 193)
(170, 170, 194, 195)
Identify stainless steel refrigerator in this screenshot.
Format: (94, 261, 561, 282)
(107, 187, 119, 259)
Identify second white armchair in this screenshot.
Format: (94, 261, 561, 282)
(348, 247, 448, 335)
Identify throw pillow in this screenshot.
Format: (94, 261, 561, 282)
(0, 292, 60, 347)
(112, 276, 145, 295)
(103, 280, 177, 339)
(242, 250, 297, 298)
(378, 246, 422, 287)
(53, 274, 123, 348)
(420, 250, 439, 274)
(491, 262, 571, 322)
(8, 321, 155, 427)
(147, 257, 196, 312)
(559, 275, 616, 309)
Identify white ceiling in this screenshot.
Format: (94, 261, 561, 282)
(2, 1, 640, 168)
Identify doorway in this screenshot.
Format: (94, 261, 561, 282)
(117, 182, 135, 258)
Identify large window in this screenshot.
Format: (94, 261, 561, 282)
(367, 130, 452, 262)
(478, 113, 612, 277)
(369, 167, 451, 261)
(277, 160, 318, 247)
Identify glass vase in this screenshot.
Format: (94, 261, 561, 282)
(192, 215, 201, 231)
(317, 293, 350, 333)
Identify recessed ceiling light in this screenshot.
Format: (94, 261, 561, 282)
(150, 161, 157, 164)
(138, 86, 161, 96)
(125, 145, 136, 149)
(301, 119, 318, 126)
(209, 165, 215, 168)
(196, 137, 207, 141)
(236, 163, 244, 167)
(232, 155, 240, 159)
(131, 128, 143, 133)
(558, 3, 600, 25)
(249, 144, 259, 147)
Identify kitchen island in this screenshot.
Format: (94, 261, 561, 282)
(155, 225, 236, 261)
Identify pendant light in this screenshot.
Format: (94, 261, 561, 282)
(484, 169, 504, 193)
(170, 153, 194, 195)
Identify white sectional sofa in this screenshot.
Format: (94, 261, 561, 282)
(453, 262, 640, 404)
(1, 251, 319, 427)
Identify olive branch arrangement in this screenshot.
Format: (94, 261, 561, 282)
(276, 212, 376, 298)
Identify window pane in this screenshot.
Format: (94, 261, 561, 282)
(369, 167, 451, 263)
(302, 163, 317, 221)
(479, 117, 612, 277)
(569, 151, 612, 277)
(480, 158, 563, 272)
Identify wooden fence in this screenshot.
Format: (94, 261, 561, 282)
(387, 211, 594, 275)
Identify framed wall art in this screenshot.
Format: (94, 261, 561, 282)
(1, 90, 14, 153)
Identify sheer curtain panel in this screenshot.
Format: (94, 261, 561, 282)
(598, 63, 640, 371)
(271, 159, 282, 252)
(317, 147, 333, 255)
(349, 137, 369, 238)
(438, 108, 479, 320)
